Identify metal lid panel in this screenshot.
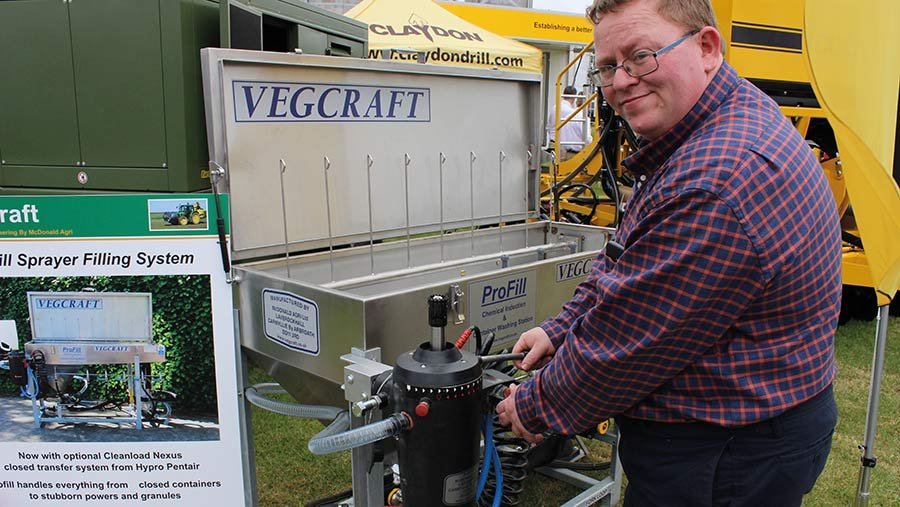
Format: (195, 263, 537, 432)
(202, 50, 541, 261)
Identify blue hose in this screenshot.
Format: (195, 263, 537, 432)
(492, 439, 503, 507)
(476, 413, 504, 507)
(25, 367, 38, 399)
(477, 414, 494, 497)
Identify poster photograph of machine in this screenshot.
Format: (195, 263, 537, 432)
(0, 275, 221, 442)
(147, 198, 210, 231)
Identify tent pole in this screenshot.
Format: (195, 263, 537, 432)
(855, 304, 891, 507)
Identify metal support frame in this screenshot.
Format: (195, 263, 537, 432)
(342, 348, 394, 507)
(537, 426, 622, 507)
(350, 414, 387, 507)
(232, 342, 623, 506)
(29, 355, 157, 430)
(855, 304, 891, 507)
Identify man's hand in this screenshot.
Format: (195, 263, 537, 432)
(513, 327, 556, 371)
(495, 384, 543, 443)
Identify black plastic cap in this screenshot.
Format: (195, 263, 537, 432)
(428, 294, 448, 328)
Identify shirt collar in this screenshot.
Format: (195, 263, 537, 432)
(622, 61, 740, 176)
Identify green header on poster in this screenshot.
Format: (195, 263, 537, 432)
(0, 194, 230, 239)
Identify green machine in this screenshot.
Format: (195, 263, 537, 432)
(0, 0, 367, 194)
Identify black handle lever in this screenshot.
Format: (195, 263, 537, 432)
(606, 240, 624, 262)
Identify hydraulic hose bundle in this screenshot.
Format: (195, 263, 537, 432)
(477, 414, 504, 507)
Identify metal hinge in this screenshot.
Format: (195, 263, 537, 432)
(449, 283, 465, 324)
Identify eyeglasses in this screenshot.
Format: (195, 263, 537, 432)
(589, 30, 699, 88)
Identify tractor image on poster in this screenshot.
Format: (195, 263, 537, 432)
(164, 202, 206, 226)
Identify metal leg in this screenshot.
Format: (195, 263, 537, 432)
(133, 355, 142, 431)
(28, 368, 41, 428)
(350, 413, 385, 507)
(855, 304, 890, 507)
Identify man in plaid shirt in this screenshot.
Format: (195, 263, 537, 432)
(495, 0, 840, 505)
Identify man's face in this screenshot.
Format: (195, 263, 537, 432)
(593, 0, 709, 140)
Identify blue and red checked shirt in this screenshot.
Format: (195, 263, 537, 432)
(515, 62, 841, 433)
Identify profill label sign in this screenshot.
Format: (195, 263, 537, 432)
(59, 345, 86, 363)
(232, 81, 431, 123)
(262, 289, 320, 355)
(469, 271, 536, 350)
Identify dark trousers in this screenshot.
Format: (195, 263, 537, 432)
(616, 385, 837, 507)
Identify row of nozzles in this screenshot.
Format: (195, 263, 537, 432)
(272, 149, 533, 282)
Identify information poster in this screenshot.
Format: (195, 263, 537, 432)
(0, 195, 247, 506)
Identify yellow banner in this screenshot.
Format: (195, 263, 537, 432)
(439, 3, 593, 45)
(804, 0, 900, 298)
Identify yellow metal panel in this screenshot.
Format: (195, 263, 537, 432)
(711, 0, 734, 59)
(820, 157, 850, 218)
(730, 0, 803, 30)
(842, 251, 874, 288)
(438, 3, 593, 45)
(779, 106, 827, 119)
(728, 46, 808, 83)
(714, 1, 809, 83)
(841, 251, 892, 306)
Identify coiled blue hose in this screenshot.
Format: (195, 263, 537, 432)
(477, 414, 494, 496)
(477, 414, 503, 507)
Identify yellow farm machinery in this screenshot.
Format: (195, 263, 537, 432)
(544, 0, 900, 316)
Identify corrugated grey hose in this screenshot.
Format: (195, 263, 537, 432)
(308, 413, 408, 455)
(244, 383, 343, 420)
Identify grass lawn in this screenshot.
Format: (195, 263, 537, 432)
(249, 317, 900, 506)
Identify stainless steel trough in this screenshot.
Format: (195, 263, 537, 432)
(201, 49, 611, 406)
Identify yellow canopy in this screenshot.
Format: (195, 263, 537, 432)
(346, 0, 543, 73)
(804, 0, 900, 303)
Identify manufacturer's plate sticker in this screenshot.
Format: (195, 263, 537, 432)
(262, 289, 320, 355)
(443, 464, 477, 505)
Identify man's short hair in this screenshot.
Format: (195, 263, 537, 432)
(563, 85, 578, 96)
(586, 0, 718, 32)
